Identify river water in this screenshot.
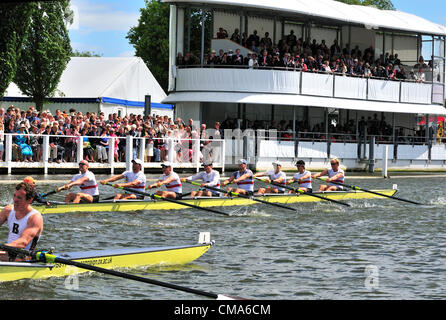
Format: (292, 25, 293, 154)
(0, 173, 445, 300)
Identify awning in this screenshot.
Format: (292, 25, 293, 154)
(163, 0, 446, 36)
(102, 97, 174, 109)
(163, 91, 446, 115)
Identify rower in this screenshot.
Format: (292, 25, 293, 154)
(312, 157, 345, 192)
(0, 182, 43, 261)
(254, 161, 287, 195)
(148, 162, 182, 200)
(222, 159, 254, 196)
(287, 160, 312, 193)
(61, 160, 100, 203)
(181, 162, 221, 197)
(100, 159, 147, 200)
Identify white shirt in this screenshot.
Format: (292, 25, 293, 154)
(160, 171, 182, 193)
(232, 169, 254, 192)
(187, 170, 221, 195)
(293, 171, 312, 189)
(266, 170, 287, 192)
(72, 171, 99, 196)
(8, 209, 40, 251)
(123, 170, 146, 191)
(328, 168, 345, 189)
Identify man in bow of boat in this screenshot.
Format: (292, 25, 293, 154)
(0, 182, 43, 261)
(287, 160, 313, 193)
(60, 160, 100, 203)
(222, 159, 254, 196)
(312, 157, 345, 192)
(100, 158, 147, 200)
(253, 161, 287, 195)
(181, 162, 221, 197)
(148, 162, 183, 199)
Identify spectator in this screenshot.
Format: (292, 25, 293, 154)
(216, 27, 228, 39)
(230, 28, 241, 43)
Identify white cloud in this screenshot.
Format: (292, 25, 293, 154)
(118, 50, 136, 57)
(71, 0, 139, 32)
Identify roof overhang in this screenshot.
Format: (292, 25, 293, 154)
(163, 91, 446, 115)
(163, 0, 446, 36)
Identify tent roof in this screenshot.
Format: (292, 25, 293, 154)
(163, 0, 446, 36)
(4, 57, 168, 106)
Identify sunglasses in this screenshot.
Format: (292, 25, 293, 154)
(330, 162, 338, 165)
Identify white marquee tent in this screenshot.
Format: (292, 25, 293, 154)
(2, 57, 173, 117)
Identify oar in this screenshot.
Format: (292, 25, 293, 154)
(0, 245, 239, 300)
(103, 182, 230, 216)
(40, 185, 67, 198)
(315, 177, 423, 205)
(255, 177, 351, 207)
(185, 180, 297, 212)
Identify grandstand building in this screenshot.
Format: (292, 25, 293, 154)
(162, 0, 446, 170)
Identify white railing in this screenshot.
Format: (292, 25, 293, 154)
(0, 133, 225, 174)
(176, 67, 443, 105)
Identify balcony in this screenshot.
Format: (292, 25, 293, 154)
(173, 66, 445, 110)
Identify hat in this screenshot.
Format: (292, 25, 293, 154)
(211, 49, 216, 54)
(161, 161, 172, 168)
(272, 160, 282, 167)
(79, 160, 89, 166)
(238, 159, 248, 165)
(132, 159, 143, 166)
(23, 176, 36, 185)
(203, 162, 213, 167)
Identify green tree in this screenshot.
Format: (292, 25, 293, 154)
(336, 0, 395, 10)
(14, 1, 72, 111)
(0, 3, 34, 98)
(72, 50, 103, 57)
(127, 0, 170, 92)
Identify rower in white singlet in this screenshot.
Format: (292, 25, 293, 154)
(0, 182, 43, 261)
(254, 161, 287, 195)
(62, 160, 100, 203)
(182, 162, 221, 197)
(222, 159, 254, 196)
(100, 159, 147, 200)
(148, 162, 183, 199)
(312, 157, 345, 192)
(288, 160, 312, 193)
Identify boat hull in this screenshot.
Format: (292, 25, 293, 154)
(29, 189, 398, 214)
(0, 243, 212, 282)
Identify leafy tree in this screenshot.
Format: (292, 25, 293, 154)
(336, 0, 395, 10)
(0, 3, 33, 98)
(72, 50, 103, 57)
(14, 1, 72, 111)
(127, 0, 170, 92)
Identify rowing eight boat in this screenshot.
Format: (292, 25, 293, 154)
(0, 233, 214, 282)
(27, 188, 398, 215)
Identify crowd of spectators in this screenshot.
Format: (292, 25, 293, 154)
(176, 28, 432, 82)
(0, 105, 224, 164)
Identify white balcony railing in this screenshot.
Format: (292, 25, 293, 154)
(175, 67, 442, 105)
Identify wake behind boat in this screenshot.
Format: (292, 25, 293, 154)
(25, 187, 398, 215)
(0, 232, 214, 282)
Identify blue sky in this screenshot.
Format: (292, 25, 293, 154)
(68, 0, 446, 57)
